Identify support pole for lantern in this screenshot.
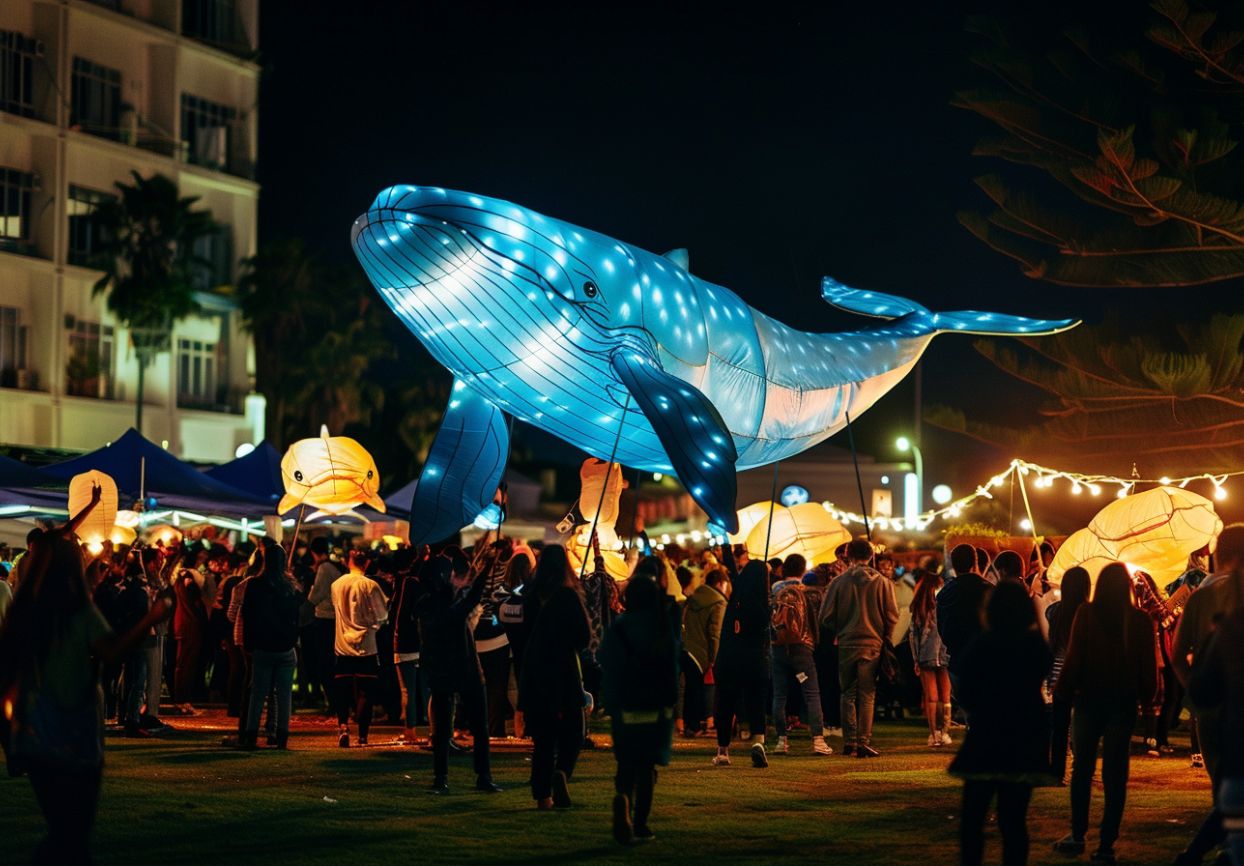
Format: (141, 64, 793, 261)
(287, 504, 307, 560)
(579, 395, 631, 580)
(762, 461, 780, 564)
(845, 411, 873, 542)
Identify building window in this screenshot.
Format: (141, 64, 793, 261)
(181, 94, 236, 171)
(177, 338, 217, 404)
(0, 167, 35, 254)
(191, 223, 234, 290)
(68, 185, 115, 268)
(0, 306, 28, 388)
(70, 57, 122, 140)
(0, 30, 39, 119)
(183, 0, 249, 54)
(66, 320, 114, 399)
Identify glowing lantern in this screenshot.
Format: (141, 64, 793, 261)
(727, 501, 781, 545)
(1047, 485, 1223, 588)
(68, 470, 118, 546)
(568, 459, 629, 581)
(744, 502, 851, 566)
(278, 425, 385, 516)
(109, 525, 138, 546)
(351, 186, 1078, 543)
(147, 524, 183, 547)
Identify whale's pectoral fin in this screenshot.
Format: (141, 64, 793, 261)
(611, 352, 739, 534)
(405, 378, 509, 545)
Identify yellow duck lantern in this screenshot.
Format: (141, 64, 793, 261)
(279, 426, 385, 518)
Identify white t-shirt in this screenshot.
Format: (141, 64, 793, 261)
(331, 571, 388, 656)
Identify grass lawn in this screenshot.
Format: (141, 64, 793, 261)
(0, 712, 1215, 865)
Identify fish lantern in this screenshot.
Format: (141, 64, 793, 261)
(68, 470, 118, 547)
(568, 458, 630, 581)
(278, 426, 385, 517)
(745, 502, 851, 567)
(351, 186, 1079, 545)
(1048, 485, 1223, 588)
(726, 501, 782, 545)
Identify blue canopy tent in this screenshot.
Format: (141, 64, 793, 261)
(0, 454, 59, 489)
(40, 428, 273, 517)
(204, 441, 283, 507)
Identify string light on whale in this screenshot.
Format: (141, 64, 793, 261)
(352, 186, 1078, 544)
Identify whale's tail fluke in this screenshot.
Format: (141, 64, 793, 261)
(821, 277, 1079, 336)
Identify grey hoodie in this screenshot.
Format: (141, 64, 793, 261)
(819, 564, 899, 655)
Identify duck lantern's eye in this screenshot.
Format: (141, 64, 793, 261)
(294, 470, 304, 482)
(367, 470, 374, 479)
(583, 281, 598, 298)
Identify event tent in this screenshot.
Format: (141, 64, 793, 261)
(205, 441, 283, 507)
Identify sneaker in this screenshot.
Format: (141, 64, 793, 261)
(358, 736, 368, 747)
(812, 736, 833, 756)
(1146, 738, 1160, 758)
(941, 731, 953, 747)
(772, 736, 789, 755)
(1192, 752, 1205, 769)
(1053, 834, 1086, 856)
(928, 733, 940, 748)
(711, 751, 731, 767)
(338, 732, 350, 749)
(750, 742, 768, 769)
(855, 744, 881, 759)
(612, 794, 633, 845)
(536, 797, 555, 810)
(430, 778, 449, 795)
(634, 824, 655, 841)
(843, 744, 857, 757)
(123, 724, 150, 739)
(551, 770, 572, 809)
(1090, 846, 1116, 864)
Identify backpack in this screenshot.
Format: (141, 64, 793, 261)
(771, 584, 812, 647)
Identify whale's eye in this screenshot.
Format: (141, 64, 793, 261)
(367, 470, 374, 479)
(583, 281, 598, 298)
(294, 470, 304, 482)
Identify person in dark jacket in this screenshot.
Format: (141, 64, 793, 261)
(601, 574, 679, 845)
(517, 545, 591, 809)
(1045, 566, 1090, 784)
(937, 544, 992, 690)
(1053, 562, 1158, 864)
(1188, 602, 1244, 866)
(415, 554, 498, 794)
(473, 540, 515, 738)
(950, 580, 1053, 866)
(390, 547, 429, 744)
(113, 562, 152, 736)
(239, 544, 300, 749)
(711, 559, 771, 769)
(172, 549, 208, 711)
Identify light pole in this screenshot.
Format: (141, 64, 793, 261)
(896, 436, 923, 523)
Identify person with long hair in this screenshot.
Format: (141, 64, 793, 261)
(1045, 566, 1090, 784)
(601, 575, 679, 844)
(1053, 563, 1158, 864)
(239, 543, 301, 749)
(909, 567, 952, 747)
(950, 580, 1053, 866)
(711, 559, 772, 768)
(0, 528, 171, 865)
(517, 544, 591, 809)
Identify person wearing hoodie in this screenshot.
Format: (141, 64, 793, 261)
(601, 574, 679, 845)
(770, 554, 832, 756)
(415, 553, 499, 795)
(819, 539, 898, 758)
(681, 566, 726, 738)
(937, 543, 993, 690)
(711, 559, 772, 769)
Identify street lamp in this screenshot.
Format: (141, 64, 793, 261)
(896, 436, 923, 523)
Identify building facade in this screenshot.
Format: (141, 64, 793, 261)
(0, 0, 262, 462)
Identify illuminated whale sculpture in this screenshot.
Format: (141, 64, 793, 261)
(352, 186, 1078, 542)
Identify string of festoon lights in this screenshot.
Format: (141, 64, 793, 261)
(821, 458, 1239, 534)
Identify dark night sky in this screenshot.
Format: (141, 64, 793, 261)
(253, 2, 1185, 502)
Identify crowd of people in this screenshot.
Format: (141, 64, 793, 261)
(3, 489, 1244, 866)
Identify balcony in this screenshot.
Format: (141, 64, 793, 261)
(181, 0, 256, 60)
(177, 384, 245, 415)
(0, 368, 41, 391)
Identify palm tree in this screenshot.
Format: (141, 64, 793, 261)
(91, 171, 216, 432)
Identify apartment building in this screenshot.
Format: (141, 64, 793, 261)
(0, 0, 263, 462)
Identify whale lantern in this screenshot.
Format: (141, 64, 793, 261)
(352, 186, 1078, 543)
